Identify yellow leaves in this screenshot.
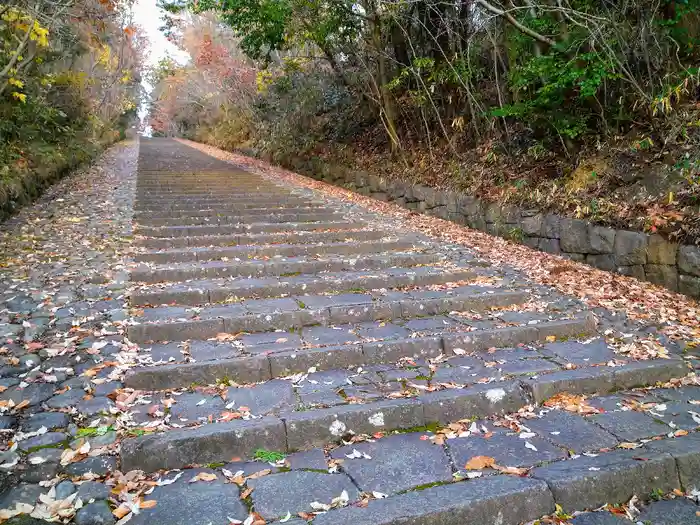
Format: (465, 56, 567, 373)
(11, 92, 27, 103)
(30, 20, 49, 47)
(8, 78, 24, 88)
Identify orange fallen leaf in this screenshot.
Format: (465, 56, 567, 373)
(493, 464, 529, 476)
(465, 456, 495, 470)
(113, 504, 131, 519)
(139, 499, 157, 509)
(189, 472, 218, 483)
(220, 411, 242, 422)
(14, 399, 30, 411)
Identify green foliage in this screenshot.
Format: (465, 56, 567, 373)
(253, 449, 286, 462)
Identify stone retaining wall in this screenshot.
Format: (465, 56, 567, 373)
(281, 157, 700, 299)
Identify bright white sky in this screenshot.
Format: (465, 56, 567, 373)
(133, 0, 188, 68)
(133, 0, 189, 124)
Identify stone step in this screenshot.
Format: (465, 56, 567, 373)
(135, 211, 346, 228)
(126, 287, 529, 343)
(136, 220, 367, 238)
(129, 251, 441, 284)
(133, 197, 314, 210)
(134, 193, 304, 202)
(124, 312, 599, 388)
(133, 238, 421, 264)
(116, 402, 700, 525)
(130, 265, 478, 306)
(119, 342, 685, 473)
(133, 205, 329, 219)
(136, 228, 388, 250)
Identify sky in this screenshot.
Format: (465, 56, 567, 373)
(133, 0, 189, 124)
(133, 0, 188, 69)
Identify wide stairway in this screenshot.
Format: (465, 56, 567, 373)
(119, 139, 696, 525)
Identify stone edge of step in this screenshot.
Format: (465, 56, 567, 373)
(119, 356, 688, 473)
(124, 315, 596, 388)
(125, 289, 530, 343)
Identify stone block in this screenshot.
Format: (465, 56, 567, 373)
(524, 237, 541, 250)
(589, 225, 615, 254)
(679, 245, 700, 277)
(530, 450, 679, 511)
(525, 410, 619, 453)
(130, 468, 247, 525)
(311, 476, 555, 525)
(484, 202, 502, 224)
(589, 410, 671, 441)
(330, 433, 452, 495)
(421, 382, 528, 424)
(644, 264, 678, 291)
(679, 274, 700, 297)
(120, 418, 286, 472)
(284, 399, 424, 450)
(526, 368, 616, 404)
(645, 433, 700, 491)
(614, 230, 648, 265)
(539, 238, 561, 254)
(249, 471, 360, 521)
(613, 359, 688, 390)
(521, 214, 544, 236)
(647, 235, 678, 265)
(543, 214, 561, 238)
(560, 219, 590, 253)
(447, 432, 566, 469)
(586, 254, 615, 271)
(269, 345, 365, 377)
(617, 265, 645, 280)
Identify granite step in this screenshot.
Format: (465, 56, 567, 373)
(119, 336, 685, 472)
(136, 228, 389, 250)
(133, 205, 330, 220)
(133, 238, 424, 264)
(129, 252, 442, 284)
(123, 312, 599, 388)
(126, 287, 531, 343)
(129, 265, 479, 306)
(135, 211, 346, 228)
(136, 220, 368, 238)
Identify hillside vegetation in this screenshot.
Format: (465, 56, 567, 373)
(148, 0, 700, 243)
(0, 0, 144, 217)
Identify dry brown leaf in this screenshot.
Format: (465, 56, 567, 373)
(493, 464, 529, 476)
(189, 472, 218, 483)
(618, 442, 640, 449)
(246, 469, 271, 480)
(240, 487, 253, 500)
(465, 455, 495, 470)
(112, 504, 131, 519)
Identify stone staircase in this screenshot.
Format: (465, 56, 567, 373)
(117, 139, 694, 524)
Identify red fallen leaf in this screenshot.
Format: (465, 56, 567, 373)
(373, 432, 384, 439)
(419, 435, 430, 441)
(25, 342, 44, 352)
(298, 512, 315, 520)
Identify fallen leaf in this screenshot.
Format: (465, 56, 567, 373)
(189, 472, 218, 483)
(465, 456, 495, 470)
